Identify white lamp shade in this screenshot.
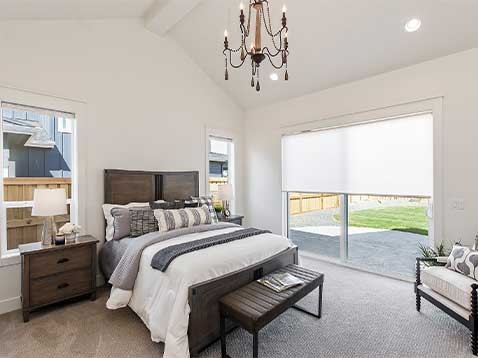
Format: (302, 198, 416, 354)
(218, 183, 234, 200)
(32, 188, 68, 217)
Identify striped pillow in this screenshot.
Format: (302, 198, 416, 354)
(190, 196, 219, 223)
(154, 205, 212, 232)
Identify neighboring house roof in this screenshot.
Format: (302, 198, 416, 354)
(3, 117, 55, 148)
(209, 152, 228, 163)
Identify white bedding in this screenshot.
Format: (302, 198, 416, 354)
(106, 227, 291, 358)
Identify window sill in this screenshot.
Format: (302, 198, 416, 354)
(0, 250, 20, 267)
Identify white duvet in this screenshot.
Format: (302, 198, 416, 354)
(107, 227, 291, 358)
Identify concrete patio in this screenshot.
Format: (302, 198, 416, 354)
(290, 226, 428, 278)
(288, 199, 430, 278)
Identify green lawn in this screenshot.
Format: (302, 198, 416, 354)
(333, 206, 428, 236)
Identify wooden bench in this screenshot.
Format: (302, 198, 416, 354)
(219, 264, 324, 358)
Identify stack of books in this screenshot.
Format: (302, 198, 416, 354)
(257, 272, 304, 292)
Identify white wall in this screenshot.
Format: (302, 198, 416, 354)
(245, 49, 478, 249)
(0, 19, 244, 313)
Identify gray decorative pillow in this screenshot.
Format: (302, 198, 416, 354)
(110, 207, 132, 240)
(190, 196, 218, 223)
(446, 245, 478, 280)
(129, 208, 158, 238)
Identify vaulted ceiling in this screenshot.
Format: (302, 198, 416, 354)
(1, 0, 478, 109)
(0, 0, 155, 19)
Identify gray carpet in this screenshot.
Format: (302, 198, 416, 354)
(0, 256, 471, 357)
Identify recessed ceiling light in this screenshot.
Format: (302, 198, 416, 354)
(405, 18, 421, 32)
(270, 73, 279, 81)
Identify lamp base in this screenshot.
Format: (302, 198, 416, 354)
(222, 200, 231, 218)
(41, 216, 58, 246)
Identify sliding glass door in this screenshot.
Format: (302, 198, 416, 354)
(283, 113, 433, 278)
(346, 194, 430, 277)
(288, 192, 343, 259)
(288, 193, 431, 277)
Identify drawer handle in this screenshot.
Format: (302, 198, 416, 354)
(57, 283, 69, 290)
(57, 258, 69, 264)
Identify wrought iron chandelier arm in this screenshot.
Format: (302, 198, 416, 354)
(261, 45, 286, 60)
(262, 47, 288, 70)
(223, 48, 248, 69)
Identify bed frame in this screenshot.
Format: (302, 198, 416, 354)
(103, 169, 298, 356)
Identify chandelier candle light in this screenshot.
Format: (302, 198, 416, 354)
(223, 1, 289, 91)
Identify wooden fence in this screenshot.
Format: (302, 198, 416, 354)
(289, 193, 427, 215)
(289, 193, 340, 215)
(209, 177, 228, 204)
(5, 178, 71, 250)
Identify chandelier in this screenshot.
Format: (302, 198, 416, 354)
(223, 0, 289, 92)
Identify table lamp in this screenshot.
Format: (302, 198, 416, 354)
(32, 188, 67, 246)
(218, 183, 234, 218)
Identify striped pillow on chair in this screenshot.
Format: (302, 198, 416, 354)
(154, 205, 212, 232)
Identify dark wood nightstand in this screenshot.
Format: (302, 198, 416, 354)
(19, 235, 98, 322)
(219, 215, 244, 225)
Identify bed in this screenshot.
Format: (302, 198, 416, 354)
(99, 169, 298, 358)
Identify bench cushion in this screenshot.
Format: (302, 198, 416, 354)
(422, 266, 474, 310)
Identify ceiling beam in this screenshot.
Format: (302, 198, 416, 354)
(145, 0, 203, 36)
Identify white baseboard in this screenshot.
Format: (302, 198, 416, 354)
(0, 296, 21, 315)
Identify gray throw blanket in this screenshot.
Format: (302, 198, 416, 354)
(109, 222, 238, 290)
(151, 228, 271, 272)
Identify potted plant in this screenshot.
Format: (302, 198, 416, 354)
(417, 242, 448, 266)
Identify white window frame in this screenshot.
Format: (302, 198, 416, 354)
(0, 87, 87, 266)
(57, 117, 73, 133)
(281, 97, 444, 249)
(205, 127, 237, 213)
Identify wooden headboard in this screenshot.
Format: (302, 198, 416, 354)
(104, 169, 199, 204)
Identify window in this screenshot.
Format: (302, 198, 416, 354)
(57, 117, 73, 133)
(283, 113, 434, 278)
(208, 135, 234, 206)
(1, 102, 76, 253)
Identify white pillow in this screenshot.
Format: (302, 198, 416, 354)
(102, 202, 153, 241)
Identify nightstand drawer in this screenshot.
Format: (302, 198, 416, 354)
(30, 268, 92, 306)
(219, 215, 244, 226)
(30, 245, 91, 279)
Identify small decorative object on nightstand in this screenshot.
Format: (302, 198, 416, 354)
(59, 222, 82, 244)
(19, 235, 98, 322)
(31, 188, 68, 246)
(219, 214, 244, 226)
(218, 183, 234, 218)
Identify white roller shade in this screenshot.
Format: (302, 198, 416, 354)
(281, 113, 433, 197)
